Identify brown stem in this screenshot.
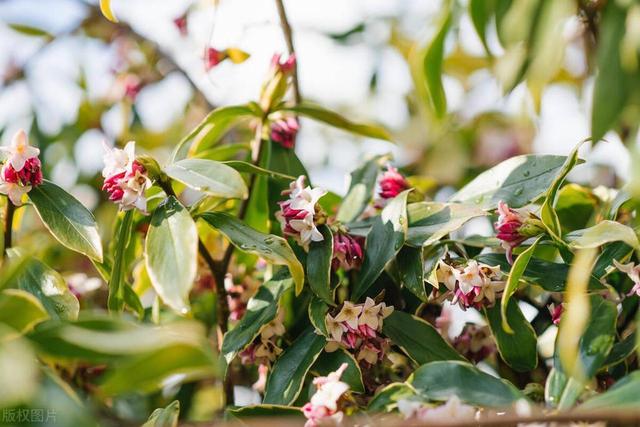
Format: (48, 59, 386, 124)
(274, 0, 301, 104)
(3, 199, 15, 255)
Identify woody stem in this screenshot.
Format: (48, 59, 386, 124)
(3, 198, 15, 256)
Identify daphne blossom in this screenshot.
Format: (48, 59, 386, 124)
(453, 324, 496, 363)
(614, 260, 640, 297)
(332, 231, 364, 271)
(375, 165, 410, 207)
(101, 141, 151, 212)
(239, 309, 286, 367)
(323, 298, 393, 366)
(276, 176, 326, 249)
(436, 260, 505, 310)
(302, 363, 350, 427)
(0, 130, 43, 205)
(270, 116, 299, 149)
(494, 201, 544, 264)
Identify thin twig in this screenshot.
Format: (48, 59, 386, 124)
(274, 0, 301, 104)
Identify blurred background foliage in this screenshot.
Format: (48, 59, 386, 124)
(1, 0, 640, 425)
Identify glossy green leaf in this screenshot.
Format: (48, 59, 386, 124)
(469, 0, 496, 55)
(485, 300, 537, 372)
(368, 383, 416, 412)
(227, 404, 303, 419)
(142, 401, 180, 427)
(200, 212, 304, 294)
(394, 245, 426, 301)
(450, 155, 568, 210)
(308, 296, 329, 337)
(593, 242, 633, 279)
(353, 190, 409, 300)
(29, 180, 103, 262)
(568, 220, 639, 250)
(107, 210, 134, 312)
(423, 7, 451, 118)
(222, 160, 295, 180)
(11, 255, 79, 321)
(591, 2, 630, 143)
(221, 271, 292, 363)
(500, 236, 542, 333)
(556, 184, 597, 233)
(307, 225, 334, 304)
(406, 202, 486, 247)
(278, 103, 392, 141)
(0, 289, 48, 334)
(336, 155, 387, 223)
(581, 371, 640, 410)
(604, 332, 637, 367)
(312, 349, 365, 393)
(263, 327, 326, 405)
(165, 159, 248, 199)
(145, 196, 198, 313)
(382, 311, 463, 364)
(410, 361, 523, 407)
(8, 24, 52, 38)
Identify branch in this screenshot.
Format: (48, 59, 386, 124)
(274, 0, 301, 104)
(3, 199, 15, 255)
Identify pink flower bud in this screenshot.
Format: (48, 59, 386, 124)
(205, 47, 226, 71)
(173, 14, 188, 36)
(549, 303, 564, 325)
(271, 53, 296, 75)
(332, 232, 364, 271)
(270, 117, 299, 149)
(378, 165, 409, 200)
(2, 157, 43, 187)
(495, 200, 543, 263)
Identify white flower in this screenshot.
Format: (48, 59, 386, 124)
(289, 213, 323, 246)
(454, 260, 484, 294)
(334, 301, 363, 330)
(614, 260, 640, 296)
(66, 273, 102, 296)
(418, 396, 476, 422)
(119, 167, 151, 211)
(309, 363, 350, 412)
(397, 399, 424, 419)
(0, 130, 39, 172)
(325, 313, 345, 343)
(260, 310, 285, 340)
(102, 140, 135, 178)
(356, 344, 379, 364)
(359, 297, 381, 329)
(290, 186, 327, 214)
(437, 261, 458, 291)
(0, 181, 30, 206)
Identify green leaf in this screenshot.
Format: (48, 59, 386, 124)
(311, 349, 365, 393)
(556, 184, 597, 233)
(278, 103, 392, 141)
(406, 202, 486, 247)
(593, 242, 633, 278)
(449, 155, 569, 210)
(145, 196, 198, 313)
(200, 212, 305, 294)
(353, 190, 409, 300)
(485, 300, 537, 372)
(100, 343, 216, 395)
(308, 296, 329, 337)
(423, 7, 452, 118)
(29, 180, 103, 262)
(394, 245, 426, 301)
(164, 159, 248, 199)
(222, 160, 296, 180)
(142, 401, 180, 427)
(11, 255, 79, 320)
(469, 0, 496, 56)
(603, 332, 637, 367)
(227, 405, 303, 419)
(336, 155, 387, 223)
(263, 327, 326, 405)
(409, 361, 524, 407)
(591, 2, 631, 142)
(368, 383, 416, 412)
(8, 24, 52, 38)
(221, 271, 293, 363)
(172, 104, 259, 161)
(581, 371, 640, 410)
(307, 225, 334, 304)
(500, 236, 542, 333)
(567, 221, 639, 250)
(107, 210, 134, 312)
(0, 289, 48, 334)
(382, 311, 463, 364)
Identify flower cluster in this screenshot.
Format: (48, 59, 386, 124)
(375, 165, 409, 207)
(332, 231, 364, 271)
(302, 363, 350, 427)
(0, 130, 42, 205)
(453, 324, 496, 363)
(276, 176, 326, 249)
(397, 396, 476, 423)
(238, 310, 285, 366)
(494, 200, 544, 263)
(102, 141, 151, 212)
(270, 115, 299, 149)
(614, 260, 640, 297)
(436, 260, 505, 310)
(324, 298, 393, 365)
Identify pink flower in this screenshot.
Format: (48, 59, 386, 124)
(173, 14, 188, 36)
(0, 130, 42, 205)
(224, 274, 247, 321)
(302, 363, 349, 427)
(453, 324, 495, 363)
(205, 47, 226, 71)
(549, 303, 564, 325)
(101, 142, 151, 212)
(332, 232, 364, 271)
(495, 200, 544, 264)
(271, 53, 296, 75)
(436, 260, 504, 310)
(378, 165, 409, 200)
(276, 176, 326, 249)
(270, 116, 299, 149)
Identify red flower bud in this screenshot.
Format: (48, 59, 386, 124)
(173, 14, 188, 36)
(270, 117, 299, 149)
(205, 47, 226, 71)
(332, 232, 364, 271)
(378, 166, 409, 200)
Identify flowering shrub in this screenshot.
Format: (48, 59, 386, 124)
(2, 0, 640, 426)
